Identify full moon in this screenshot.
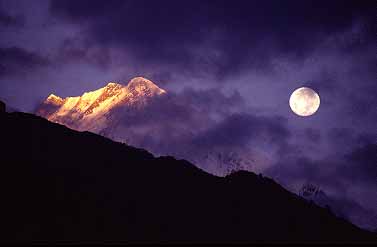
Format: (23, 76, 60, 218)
(289, 87, 320, 117)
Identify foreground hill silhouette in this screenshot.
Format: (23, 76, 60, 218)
(0, 106, 376, 243)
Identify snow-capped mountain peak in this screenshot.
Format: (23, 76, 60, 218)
(36, 77, 166, 133)
(127, 77, 166, 95)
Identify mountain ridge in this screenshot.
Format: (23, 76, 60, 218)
(0, 103, 376, 243)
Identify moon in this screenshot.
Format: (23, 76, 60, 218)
(289, 87, 320, 117)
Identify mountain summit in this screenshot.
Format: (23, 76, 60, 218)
(127, 77, 166, 96)
(36, 77, 166, 133)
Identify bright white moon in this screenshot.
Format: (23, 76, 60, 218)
(289, 87, 320, 117)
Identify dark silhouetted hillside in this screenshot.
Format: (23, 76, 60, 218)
(0, 100, 5, 113)
(0, 105, 376, 244)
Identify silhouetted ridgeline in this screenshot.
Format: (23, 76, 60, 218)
(0, 100, 5, 113)
(0, 103, 376, 244)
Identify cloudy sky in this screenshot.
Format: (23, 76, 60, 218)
(0, 0, 376, 230)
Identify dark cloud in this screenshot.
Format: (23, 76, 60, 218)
(49, 0, 375, 79)
(50, 0, 374, 43)
(270, 131, 377, 187)
(326, 128, 377, 150)
(192, 114, 290, 149)
(304, 128, 321, 143)
(0, 6, 24, 27)
(266, 156, 330, 187)
(56, 38, 111, 69)
(341, 143, 377, 183)
(345, 86, 377, 122)
(116, 88, 244, 127)
(108, 87, 247, 152)
(0, 47, 50, 78)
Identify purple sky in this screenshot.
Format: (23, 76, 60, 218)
(0, 0, 376, 230)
